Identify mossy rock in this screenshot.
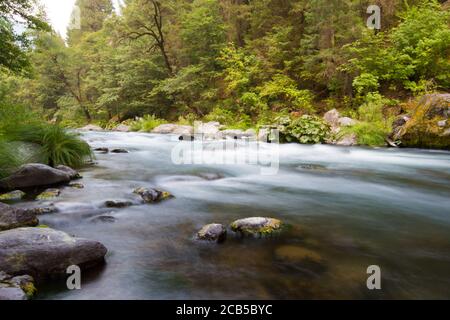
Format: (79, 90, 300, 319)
(394, 94, 450, 149)
(230, 217, 282, 237)
(0, 190, 26, 201)
(36, 188, 61, 200)
(196, 223, 227, 243)
(68, 182, 84, 189)
(133, 187, 174, 204)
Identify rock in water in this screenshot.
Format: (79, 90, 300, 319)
(36, 188, 61, 200)
(0, 164, 71, 190)
(111, 148, 129, 154)
(0, 190, 26, 201)
(196, 224, 227, 243)
(0, 203, 39, 231)
(104, 200, 133, 208)
(152, 124, 194, 135)
(133, 187, 174, 203)
(68, 182, 84, 189)
(114, 124, 131, 132)
(0, 227, 107, 279)
(94, 147, 109, 153)
(230, 217, 282, 237)
(0, 272, 36, 300)
(55, 165, 81, 179)
(90, 215, 117, 224)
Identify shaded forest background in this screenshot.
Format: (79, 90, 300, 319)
(1, 0, 449, 130)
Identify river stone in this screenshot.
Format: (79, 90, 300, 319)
(230, 217, 282, 236)
(196, 224, 227, 243)
(0, 203, 39, 231)
(274, 245, 323, 264)
(0, 190, 26, 201)
(94, 147, 109, 153)
(0, 164, 71, 190)
(336, 133, 358, 146)
(55, 165, 81, 179)
(80, 124, 103, 131)
(323, 109, 340, 130)
(133, 187, 173, 203)
(24, 205, 58, 215)
(196, 122, 220, 140)
(338, 117, 357, 127)
(105, 200, 133, 208)
(0, 227, 107, 278)
(152, 124, 193, 135)
(68, 182, 84, 189)
(36, 188, 61, 200)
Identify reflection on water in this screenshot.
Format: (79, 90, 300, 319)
(29, 132, 450, 299)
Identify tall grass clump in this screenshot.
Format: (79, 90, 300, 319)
(4, 124, 93, 168)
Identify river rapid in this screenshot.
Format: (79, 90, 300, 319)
(30, 131, 450, 299)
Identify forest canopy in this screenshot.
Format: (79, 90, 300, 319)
(0, 0, 449, 129)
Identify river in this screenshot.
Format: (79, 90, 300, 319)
(33, 131, 450, 299)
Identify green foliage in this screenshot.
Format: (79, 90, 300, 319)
(0, 140, 23, 179)
(129, 115, 167, 132)
(277, 115, 330, 144)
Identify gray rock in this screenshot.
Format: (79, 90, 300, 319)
(80, 124, 103, 131)
(24, 205, 58, 215)
(0, 273, 36, 300)
(55, 165, 81, 179)
(196, 122, 221, 140)
(230, 217, 282, 236)
(0, 227, 107, 278)
(196, 224, 227, 243)
(336, 133, 358, 146)
(221, 129, 245, 140)
(323, 109, 340, 130)
(338, 117, 357, 127)
(94, 147, 109, 153)
(68, 182, 84, 189)
(114, 124, 131, 132)
(0, 164, 71, 190)
(152, 124, 194, 135)
(0, 203, 39, 231)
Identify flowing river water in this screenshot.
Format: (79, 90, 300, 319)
(25, 131, 450, 299)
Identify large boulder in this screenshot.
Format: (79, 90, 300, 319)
(0, 272, 36, 300)
(196, 122, 221, 140)
(0, 164, 71, 190)
(393, 94, 450, 149)
(0, 203, 39, 231)
(230, 217, 282, 237)
(55, 165, 81, 179)
(0, 227, 107, 279)
(80, 124, 103, 131)
(152, 124, 194, 135)
(323, 109, 340, 132)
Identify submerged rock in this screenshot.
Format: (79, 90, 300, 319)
(133, 187, 174, 204)
(0, 203, 39, 231)
(196, 224, 227, 243)
(0, 272, 36, 300)
(111, 148, 129, 154)
(0, 164, 71, 190)
(274, 245, 323, 264)
(0, 227, 107, 279)
(104, 200, 133, 208)
(0, 190, 26, 201)
(230, 217, 282, 237)
(55, 165, 81, 179)
(90, 215, 117, 224)
(24, 205, 58, 215)
(36, 188, 61, 200)
(68, 182, 84, 189)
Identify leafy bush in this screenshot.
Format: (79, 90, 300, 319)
(277, 115, 330, 144)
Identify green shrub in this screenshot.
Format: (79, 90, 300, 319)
(277, 115, 330, 144)
(129, 115, 167, 132)
(3, 124, 93, 168)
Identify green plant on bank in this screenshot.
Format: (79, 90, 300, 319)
(129, 115, 168, 132)
(338, 94, 394, 146)
(276, 115, 330, 144)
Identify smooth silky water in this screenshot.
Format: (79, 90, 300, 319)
(28, 132, 450, 299)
